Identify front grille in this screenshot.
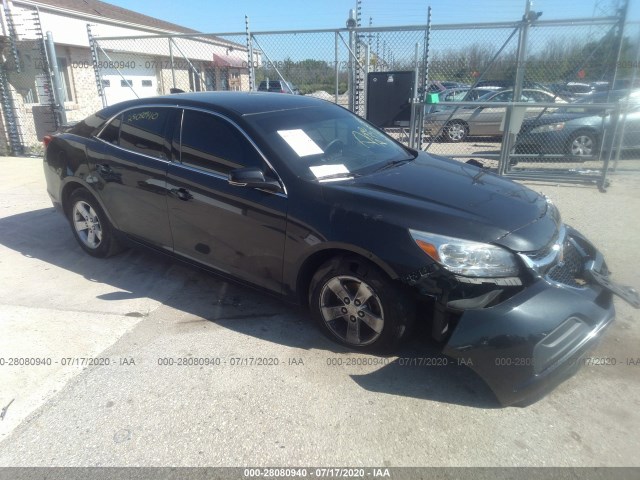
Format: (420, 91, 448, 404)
(547, 239, 587, 288)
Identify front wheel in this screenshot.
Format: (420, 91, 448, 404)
(309, 256, 414, 353)
(68, 189, 121, 258)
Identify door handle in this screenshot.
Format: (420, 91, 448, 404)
(170, 187, 193, 201)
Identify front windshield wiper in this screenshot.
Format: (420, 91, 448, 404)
(373, 157, 415, 173)
(316, 172, 362, 181)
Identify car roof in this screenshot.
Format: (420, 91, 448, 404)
(102, 91, 326, 117)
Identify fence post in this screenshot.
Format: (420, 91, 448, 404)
(607, 0, 631, 182)
(347, 9, 356, 112)
(87, 24, 106, 108)
(45, 32, 67, 125)
(335, 31, 339, 104)
(416, 6, 432, 151)
(498, 0, 534, 175)
(168, 38, 176, 89)
(245, 15, 255, 91)
(409, 43, 421, 149)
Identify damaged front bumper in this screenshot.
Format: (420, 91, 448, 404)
(430, 226, 637, 406)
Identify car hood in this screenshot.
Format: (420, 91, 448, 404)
(322, 153, 558, 252)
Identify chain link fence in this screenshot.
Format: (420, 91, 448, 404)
(417, 11, 639, 188)
(2, 1, 638, 189)
(0, 4, 57, 156)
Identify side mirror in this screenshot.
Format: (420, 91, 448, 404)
(228, 167, 282, 192)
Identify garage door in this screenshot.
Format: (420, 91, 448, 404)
(101, 54, 158, 106)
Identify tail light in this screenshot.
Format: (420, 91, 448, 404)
(43, 135, 53, 148)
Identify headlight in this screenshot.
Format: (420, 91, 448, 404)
(530, 123, 565, 134)
(409, 230, 520, 277)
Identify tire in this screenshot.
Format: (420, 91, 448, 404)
(444, 121, 468, 143)
(309, 256, 414, 354)
(67, 189, 121, 258)
(566, 131, 597, 158)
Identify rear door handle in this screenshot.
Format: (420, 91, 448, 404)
(170, 187, 193, 201)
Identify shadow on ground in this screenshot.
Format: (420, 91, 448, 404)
(0, 207, 499, 409)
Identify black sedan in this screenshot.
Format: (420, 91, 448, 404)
(515, 90, 640, 158)
(43, 92, 639, 406)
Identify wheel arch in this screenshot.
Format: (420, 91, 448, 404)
(60, 180, 119, 229)
(295, 246, 399, 308)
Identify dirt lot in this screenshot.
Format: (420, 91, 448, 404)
(0, 155, 639, 467)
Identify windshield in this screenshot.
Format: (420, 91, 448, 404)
(245, 104, 415, 181)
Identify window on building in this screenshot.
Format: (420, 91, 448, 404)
(121, 79, 133, 88)
(56, 57, 74, 102)
(180, 110, 262, 174)
(119, 108, 171, 159)
(102, 79, 111, 88)
(141, 80, 153, 87)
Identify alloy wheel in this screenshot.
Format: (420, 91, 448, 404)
(72, 200, 103, 249)
(570, 134, 594, 156)
(318, 275, 384, 346)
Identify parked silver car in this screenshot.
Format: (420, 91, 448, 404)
(425, 88, 566, 142)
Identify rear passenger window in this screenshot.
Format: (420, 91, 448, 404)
(98, 115, 121, 144)
(180, 110, 262, 174)
(119, 108, 170, 159)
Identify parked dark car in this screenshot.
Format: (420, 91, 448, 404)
(516, 90, 640, 158)
(427, 81, 470, 92)
(257, 80, 299, 94)
(43, 92, 638, 406)
(547, 82, 594, 102)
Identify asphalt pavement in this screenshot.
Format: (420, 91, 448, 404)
(0, 156, 639, 467)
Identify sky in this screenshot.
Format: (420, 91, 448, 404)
(106, 0, 639, 32)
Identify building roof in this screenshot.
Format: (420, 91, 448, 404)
(20, 0, 199, 34)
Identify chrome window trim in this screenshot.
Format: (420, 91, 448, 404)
(177, 105, 288, 196)
(94, 137, 171, 164)
(94, 104, 173, 163)
(169, 161, 287, 199)
(94, 103, 288, 196)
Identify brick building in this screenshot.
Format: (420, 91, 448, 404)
(0, 0, 250, 155)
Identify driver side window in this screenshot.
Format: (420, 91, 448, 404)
(180, 110, 264, 175)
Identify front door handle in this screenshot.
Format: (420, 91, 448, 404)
(170, 187, 193, 201)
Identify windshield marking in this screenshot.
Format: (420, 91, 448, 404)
(352, 127, 388, 148)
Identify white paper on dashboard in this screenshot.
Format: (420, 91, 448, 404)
(277, 129, 324, 157)
(309, 164, 350, 179)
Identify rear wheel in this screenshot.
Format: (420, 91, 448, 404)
(444, 121, 468, 142)
(567, 131, 597, 158)
(309, 256, 414, 353)
(68, 189, 121, 258)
